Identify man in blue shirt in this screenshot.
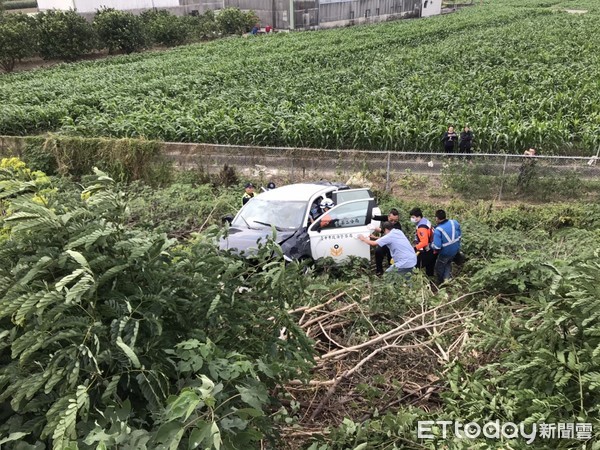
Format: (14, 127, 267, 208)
(431, 209, 462, 284)
(358, 222, 416, 277)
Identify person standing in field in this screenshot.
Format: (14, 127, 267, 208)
(442, 126, 459, 153)
(517, 148, 538, 193)
(431, 209, 462, 284)
(459, 125, 473, 154)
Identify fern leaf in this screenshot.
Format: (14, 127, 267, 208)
(96, 264, 129, 288)
(65, 274, 94, 304)
(116, 336, 141, 368)
(65, 250, 91, 271)
(55, 269, 86, 292)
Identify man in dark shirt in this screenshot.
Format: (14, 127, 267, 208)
(370, 208, 402, 276)
(459, 126, 473, 154)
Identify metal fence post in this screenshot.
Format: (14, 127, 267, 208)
(385, 151, 391, 192)
(497, 154, 509, 201)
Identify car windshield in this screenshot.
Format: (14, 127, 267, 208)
(232, 199, 307, 230)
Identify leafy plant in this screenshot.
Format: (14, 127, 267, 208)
(93, 8, 148, 54)
(216, 7, 258, 35)
(141, 9, 191, 47)
(36, 10, 96, 61)
(184, 10, 220, 40)
(2, 1, 599, 153)
(0, 161, 314, 449)
(0, 12, 38, 72)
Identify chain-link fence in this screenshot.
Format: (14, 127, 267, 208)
(165, 142, 600, 201)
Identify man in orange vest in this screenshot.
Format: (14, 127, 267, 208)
(409, 207, 436, 277)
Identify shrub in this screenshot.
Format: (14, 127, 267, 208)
(216, 7, 258, 36)
(18, 136, 172, 184)
(0, 164, 314, 449)
(0, 12, 38, 72)
(184, 10, 220, 40)
(37, 10, 96, 61)
(141, 9, 190, 47)
(93, 8, 148, 54)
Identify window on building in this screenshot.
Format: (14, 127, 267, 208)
(376, 7, 380, 15)
(350, 10, 354, 19)
(365, 9, 370, 17)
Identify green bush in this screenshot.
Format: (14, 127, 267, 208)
(93, 8, 148, 54)
(0, 12, 37, 72)
(216, 7, 258, 36)
(0, 164, 314, 449)
(21, 137, 57, 174)
(18, 136, 172, 184)
(141, 9, 190, 47)
(184, 10, 220, 40)
(3, 0, 37, 10)
(37, 10, 96, 61)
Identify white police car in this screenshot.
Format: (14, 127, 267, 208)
(219, 182, 382, 262)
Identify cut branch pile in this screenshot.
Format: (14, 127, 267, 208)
(281, 287, 482, 445)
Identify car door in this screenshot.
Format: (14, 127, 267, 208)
(307, 199, 373, 262)
(332, 188, 382, 228)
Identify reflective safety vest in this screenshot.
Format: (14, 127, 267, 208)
(242, 192, 254, 206)
(432, 219, 461, 257)
(414, 218, 434, 251)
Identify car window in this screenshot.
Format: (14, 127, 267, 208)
(334, 189, 372, 204)
(232, 199, 307, 230)
(313, 199, 370, 230)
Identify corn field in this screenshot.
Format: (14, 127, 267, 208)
(1, 0, 600, 154)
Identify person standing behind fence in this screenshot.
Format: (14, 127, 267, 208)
(517, 148, 538, 193)
(431, 209, 462, 284)
(459, 125, 473, 154)
(442, 126, 459, 153)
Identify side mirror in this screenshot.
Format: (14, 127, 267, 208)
(221, 215, 234, 225)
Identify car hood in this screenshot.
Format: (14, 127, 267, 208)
(219, 227, 297, 256)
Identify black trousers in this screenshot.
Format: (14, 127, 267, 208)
(416, 249, 437, 277)
(375, 246, 391, 274)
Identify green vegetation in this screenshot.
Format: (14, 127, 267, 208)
(37, 10, 96, 61)
(0, 13, 37, 72)
(0, 8, 254, 71)
(1, 0, 600, 153)
(93, 8, 149, 55)
(0, 156, 599, 448)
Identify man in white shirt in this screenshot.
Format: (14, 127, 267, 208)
(358, 222, 417, 277)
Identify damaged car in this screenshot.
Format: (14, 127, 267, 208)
(219, 182, 381, 262)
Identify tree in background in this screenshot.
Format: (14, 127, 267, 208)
(37, 10, 96, 61)
(217, 7, 259, 36)
(0, 13, 38, 72)
(141, 9, 191, 47)
(93, 8, 148, 54)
